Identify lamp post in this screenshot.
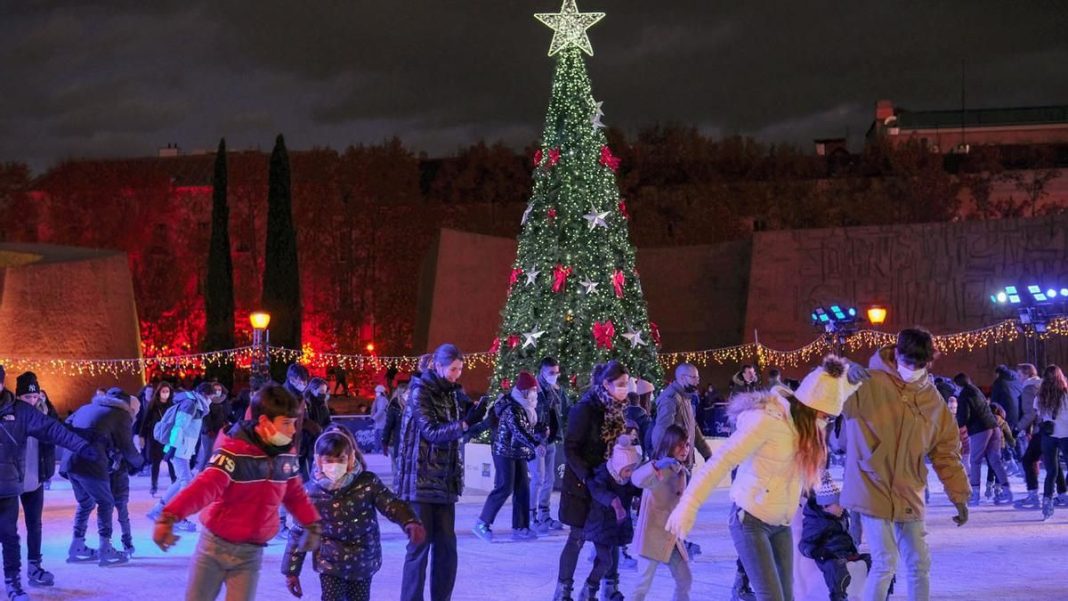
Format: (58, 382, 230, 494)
(249, 311, 271, 377)
(867, 306, 888, 328)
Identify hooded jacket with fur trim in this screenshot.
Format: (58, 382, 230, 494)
(839, 346, 970, 521)
(667, 391, 803, 533)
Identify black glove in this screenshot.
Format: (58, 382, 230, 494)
(464, 399, 488, 426)
(164, 447, 176, 462)
(77, 445, 100, 462)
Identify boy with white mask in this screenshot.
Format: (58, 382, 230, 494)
(531, 356, 569, 533)
(839, 328, 971, 601)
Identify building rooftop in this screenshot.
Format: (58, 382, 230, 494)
(894, 105, 1068, 130)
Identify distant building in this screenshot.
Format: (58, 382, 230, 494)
(867, 99, 1068, 153)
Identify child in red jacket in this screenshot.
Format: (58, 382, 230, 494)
(153, 383, 323, 601)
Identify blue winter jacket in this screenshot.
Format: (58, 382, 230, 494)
(0, 389, 92, 497)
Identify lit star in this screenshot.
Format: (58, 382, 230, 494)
(525, 267, 541, 285)
(534, 0, 605, 57)
(622, 328, 647, 348)
(522, 328, 546, 349)
(580, 278, 598, 294)
(584, 208, 610, 230)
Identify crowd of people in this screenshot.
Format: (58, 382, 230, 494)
(1, 327, 1067, 601)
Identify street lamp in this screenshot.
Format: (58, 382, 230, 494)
(867, 306, 888, 327)
(249, 311, 271, 376)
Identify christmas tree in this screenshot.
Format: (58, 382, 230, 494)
(490, 0, 662, 390)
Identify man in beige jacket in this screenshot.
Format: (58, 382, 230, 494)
(840, 328, 971, 601)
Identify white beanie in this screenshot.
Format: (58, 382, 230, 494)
(793, 356, 860, 417)
(607, 435, 640, 483)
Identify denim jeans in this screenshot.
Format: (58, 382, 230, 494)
(401, 502, 457, 601)
(633, 546, 691, 601)
(1041, 435, 1068, 498)
(479, 455, 530, 529)
(860, 513, 930, 601)
(528, 443, 557, 521)
(70, 475, 115, 540)
(185, 530, 263, 601)
(19, 485, 44, 564)
(728, 505, 793, 601)
(968, 429, 1008, 487)
(110, 470, 132, 546)
(160, 454, 195, 505)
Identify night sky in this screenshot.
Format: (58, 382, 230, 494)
(2, 1, 1066, 173)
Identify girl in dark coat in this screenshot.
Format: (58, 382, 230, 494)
(138, 382, 176, 496)
(283, 426, 425, 601)
(577, 436, 641, 601)
(473, 372, 540, 542)
(799, 473, 872, 601)
(554, 360, 631, 601)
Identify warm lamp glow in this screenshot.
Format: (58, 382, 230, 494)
(365, 342, 376, 353)
(249, 312, 271, 330)
(867, 306, 888, 326)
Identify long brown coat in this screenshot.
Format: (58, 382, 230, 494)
(630, 460, 688, 564)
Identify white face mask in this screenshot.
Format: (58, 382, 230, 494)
(321, 462, 348, 482)
(544, 373, 559, 387)
(897, 365, 926, 383)
(266, 431, 292, 447)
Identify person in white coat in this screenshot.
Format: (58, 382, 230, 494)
(666, 357, 861, 601)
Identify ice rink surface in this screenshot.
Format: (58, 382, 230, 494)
(14, 454, 1068, 600)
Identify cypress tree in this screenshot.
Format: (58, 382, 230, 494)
(203, 137, 236, 387)
(262, 134, 301, 382)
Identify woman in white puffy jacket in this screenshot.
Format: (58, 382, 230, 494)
(666, 357, 860, 601)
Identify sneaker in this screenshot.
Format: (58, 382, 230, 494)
(511, 528, 538, 541)
(472, 521, 494, 543)
(984, 482, 994, 499)
(174, 519, 198, 533)
(1043, 497, 1055, 521)
(994, 486, 1014, 505)
(5, 578, 29, 601)
(26, 561, 53, 587)
(1054, 493, 1068, 507)
(545, 517, 564, 531)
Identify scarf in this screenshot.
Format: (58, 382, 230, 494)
(596, 387, 626, 461)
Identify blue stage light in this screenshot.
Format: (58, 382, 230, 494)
(848, 308, 857, 317)
(1048, 289, 1058, 299)
(1061, 288, 1068, 297)
(1028, 285, 1042, 294)
(1009, 295, 1021, 304)
(996, 292, 1008, 303)
(1006, 286, 1018, 294)
(819, 313, 830, 323)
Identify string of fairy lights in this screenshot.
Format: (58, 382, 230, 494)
(2, 317, 1060, 378)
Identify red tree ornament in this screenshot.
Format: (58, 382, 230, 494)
(649, 322, 662, 347)
(552, 264, 573, 293)
(618, 198, 629, 220)
(593, 321, 615, 349)
(507, 334, 521, 349)
(489, 337, 501, 354)
(569, 374, 578, 387)
(547, 148, 561, 167)
(509, 267, 523, 287)
(599, 145, 621, 171)
(533, 149, 543, 167)
(547, 207, 557, 220)
(501, 378, 512, 390)
(612, 270, 626, 298)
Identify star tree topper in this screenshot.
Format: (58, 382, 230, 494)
(534, 0, 605, 57)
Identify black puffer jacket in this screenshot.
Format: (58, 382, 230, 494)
(799, 497, 858, 561)
(560, 389, 610, 527)
(0, 390, 90, 497)
(990, 370, 1020, 430)
(491, 396, 538, 460)
(535, 378, 568, 444)
(956, 384, 997, 435)
(381, 397, 404, 458)
(283, 470, 420, 581)
(396, 370, 466, 504)
(583, 463, 640, 547)
(62, 394, 144, 480)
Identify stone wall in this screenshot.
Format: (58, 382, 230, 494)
(0, 244, 143, 414)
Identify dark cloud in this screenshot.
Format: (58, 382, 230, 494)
(1, 0, 1066, 172)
